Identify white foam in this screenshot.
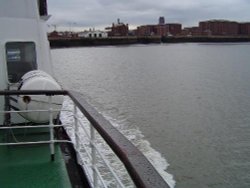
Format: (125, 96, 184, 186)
(104, 115, 176, 188)
(60, 96, 175, 188)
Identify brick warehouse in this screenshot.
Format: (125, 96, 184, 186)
(199, 20, 239, 36)
(136, 23, 182, 37)
(106, 19, 129, 37)
(239, 23, 250, 35)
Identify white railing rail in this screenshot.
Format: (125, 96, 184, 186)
(72, 104, 127, 188)
(0, 103, 70, 161)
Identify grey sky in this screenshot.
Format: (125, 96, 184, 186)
(47, 0, 250, 30)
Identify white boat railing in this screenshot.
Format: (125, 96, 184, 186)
(0, 98, 128, 187)
(71, 104, 127, 188)
(0, 90, 170, 188)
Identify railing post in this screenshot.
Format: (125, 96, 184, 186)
(3, 89, 11, 127)
(74, 104, 79, 151)
(90, 125, 98, 187)
(49, 95, 55, 161)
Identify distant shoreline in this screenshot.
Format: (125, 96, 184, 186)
(162, 36, 250, 43)
(49, 36, 250, 48)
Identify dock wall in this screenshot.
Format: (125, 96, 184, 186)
(49, 36, 250, 48)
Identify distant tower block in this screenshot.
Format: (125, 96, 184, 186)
(159, 16, 165, 25)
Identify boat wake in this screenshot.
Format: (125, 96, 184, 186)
(60, 97, 175, 188)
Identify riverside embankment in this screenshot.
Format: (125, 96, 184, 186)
(49, 36, 250, 48)
(49, 36, 161, 48)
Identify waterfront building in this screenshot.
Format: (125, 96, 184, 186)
(48, 31, 61, 38)
(239, 23, 250, 35)
(182, 27, 202, 36)
(48, 31, 78, 39)
(155, 25, 168, 36)
(166, 24, 182, 36)
(199, 20, 238, 36)
(136, 25, 157, 36)
(78, 30, 108, 38)
(106, 19, 129, 37)
(136, 21, 182, 37)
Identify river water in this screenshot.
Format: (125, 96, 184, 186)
(51, 43, 250, 188)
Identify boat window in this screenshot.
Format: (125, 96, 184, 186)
(5, 42, 37, 83)
(38, 0, 48, 16)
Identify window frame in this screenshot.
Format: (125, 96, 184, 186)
(5, 41, 37, 83)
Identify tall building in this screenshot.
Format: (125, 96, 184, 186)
(159, 17, 165, 25)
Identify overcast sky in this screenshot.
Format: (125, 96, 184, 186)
(47, 0, 250, 31)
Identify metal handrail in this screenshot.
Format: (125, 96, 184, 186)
(0, 140, 72, 146)
(0, 109, 61, 113)
(0, 90, 170, 188)
(73, 114, 126, 187)
(0, 91, 70, 161)
(0, 124, 64, 129)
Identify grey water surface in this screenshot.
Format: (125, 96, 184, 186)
(52, 43, 250, 188)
